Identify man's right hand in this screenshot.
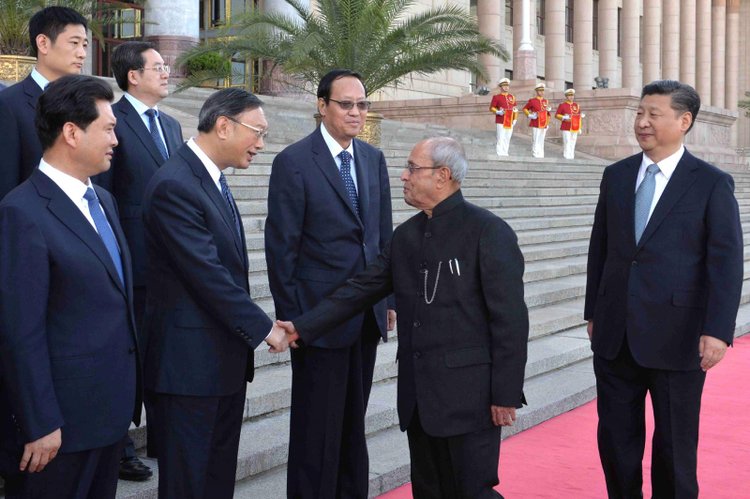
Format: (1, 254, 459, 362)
(276, 320, 300, 347)
(20, 428, 61, 473)
(528, 112, 538, 119)
(587, 320, 594, 340)
(496, 109, 504, 116)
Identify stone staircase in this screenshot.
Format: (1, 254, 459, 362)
(3, 85, 750, 498)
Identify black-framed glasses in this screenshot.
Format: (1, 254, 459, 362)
(405, 162, 443, 174)
(226, 117, 269, 140)
(328, 98, 371, 111)
(140, 65, 171, 75)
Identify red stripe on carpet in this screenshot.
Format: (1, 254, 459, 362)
(378, 335, 750, 498)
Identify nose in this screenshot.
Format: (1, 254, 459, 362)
(400, 169, 409, 182)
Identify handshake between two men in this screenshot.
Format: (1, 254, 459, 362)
(264, 320, 300, 353)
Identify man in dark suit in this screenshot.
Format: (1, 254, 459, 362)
(0, 75, 140, 499)
(264, 68, 395, 498)
(93, 41, 183, 481)
(584, 80, 743, 498)
(0, 6, 88, 201)
(279, 137, 529, 499)
(142, 88, 290, 499)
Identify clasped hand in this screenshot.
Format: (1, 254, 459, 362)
(496, 109, 505, 116)
(528, 112, 538, 119)
(266, 321, 301, 353)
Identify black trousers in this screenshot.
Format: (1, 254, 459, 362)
(4, 439, 123, 499)
(152, 388, 245, 499)
(406, 411, 503, 499)
(286, 313, 380, 499)
(594, 341, 706, 499)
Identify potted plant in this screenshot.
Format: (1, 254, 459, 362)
(185, 52, 232, 88)
(177, 0, 508, 145)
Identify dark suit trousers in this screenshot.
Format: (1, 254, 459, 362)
(287, 313, 380, 499)
(594, 341, 706, 499)
(152, 388, 245, 499)
(406, 410, 503, 499)
(4, 439, 123, 499)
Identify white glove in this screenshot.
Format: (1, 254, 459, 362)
(529, 112, 538, 119)
(563, 114, 570, 121)
(581, 113, 586, 118)
(496, 109, 505, 116)
(512, 120, 517, 127)
(546, 106, 552, 112)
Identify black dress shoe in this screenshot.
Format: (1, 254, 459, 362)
(118, 456, 153, 481)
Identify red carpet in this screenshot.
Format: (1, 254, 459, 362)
(379, 335, 750, 498)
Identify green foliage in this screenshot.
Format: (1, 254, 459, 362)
(740, 92, 750, 118)
(185, 52, 231, 76)
(178, 0, 508, 95)
(0, 0, 145, 56)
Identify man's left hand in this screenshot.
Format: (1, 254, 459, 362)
(387, 309, 397, 331)
(699, 334, 728, 371)
(491, 405, 517, 426)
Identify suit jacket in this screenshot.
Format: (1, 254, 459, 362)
(0, 75, 44, 200)
(93, 96, 183, 290)
(265, 127, 393, 349)
(0, 170, 140, 458)
(293, 191, 529, 437)
(141, 143, 272, 397)
(584, 150, 744, 370)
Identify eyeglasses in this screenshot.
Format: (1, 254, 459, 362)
(226, 117, 269, 140)
(328, 98, 371, 112)
(140, 65, 171, 75)
(405, 162, 443, 174)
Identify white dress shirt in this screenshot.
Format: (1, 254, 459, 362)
(39, 159, 101, 231)
(123, 92, 168, 147)
(30, 68, 49, 90)
(320, 122, 359, 193)
(635, 145, 685, 223)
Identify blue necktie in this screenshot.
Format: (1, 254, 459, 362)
(83, 188, 124, 285)
(634, 163, 660, 244)
(145, 108, 169, 160)
(219, 173, 242, 238)
(338, 150, 360, 216)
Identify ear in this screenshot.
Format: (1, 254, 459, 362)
(35, 34, 50, 56)
(127, 69, 140, 88)
(61, 122, 80, 148)
(680, 112, 693, 133)
(317, 98, 327, 117)
(215, 116, 231, 140)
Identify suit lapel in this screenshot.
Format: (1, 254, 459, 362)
(636, 150, 699, 250)
(181, 147, 245, 258)
(617, 154, 641, 249)
(160, 116, 183, 157)
(32, 171, 127, 297)
(311, 129, 364, 228)
(352, 140, 370, 228)
(116, 97, 167, 165)
(22, 76, 42, 112)
(96, 186, 133, 303)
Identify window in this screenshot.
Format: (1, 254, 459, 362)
(505, 69, 514, 80)
(593, 0, 599, 50)
(537, 0, 545, 35)
(565, 0, 574, 43)
(617, 7, 622, 57)
(506, 0, 514, 27)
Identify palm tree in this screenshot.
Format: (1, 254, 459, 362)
(178, 0, 508, 95)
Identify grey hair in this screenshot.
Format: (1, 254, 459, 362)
(197, 88, 264, 132)
(424, 137, 468, 183)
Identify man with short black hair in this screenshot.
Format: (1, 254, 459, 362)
(585, 80, 743, 498)
(0, 6, 88, 201)
(93, 39, 183, 483)
(0, 74, 140, 499)
(265, 68, 395, 498)
(142, 88, 290, 499)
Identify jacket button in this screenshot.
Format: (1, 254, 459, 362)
(413, 351, 421, 359)
(413, 320, 421, 328)
(128, 347, 136, 354)
(424, 232, 432, 238)
(631, 260, 637, 266)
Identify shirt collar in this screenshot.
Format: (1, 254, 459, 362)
(38, 158, 91, 201)
(186, 138, 222, 190)
(30, 68, 49, 90)
(124, 92, 158, 116)
(641, 144, 685, 180)
(320, 122, 354, 160)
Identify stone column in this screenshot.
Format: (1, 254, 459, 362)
(696, 0, 712, 104)
(726, 0, 740, 145)
(264, 0, 309, 15)
(598, 0, 618, 86)
(711, 0, 726, 108)
(573, 0, 593, 90)
(545, 0, 566, 90)
(621, 0, 641, 90)
(680, 0, 697, 86)
(144, 0, 199, 77)
(513, 0, 537, 82)
(662, 1, 680, 80)
(477, 0, 503, 87)
(642, 0, 661, 85)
